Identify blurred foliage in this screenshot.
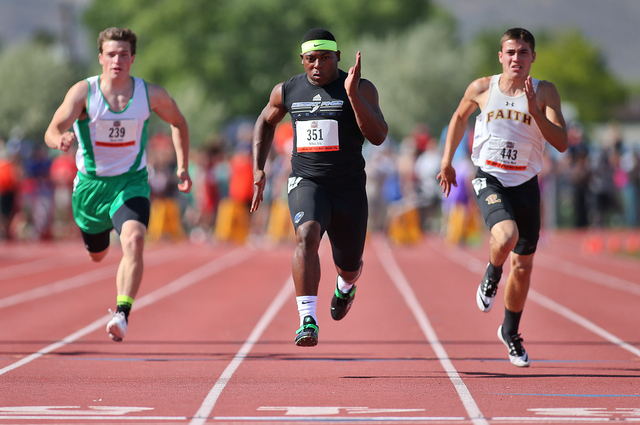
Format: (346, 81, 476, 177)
(472, 28, 627, 124)
(0, 40, 81, 142)
(356, 21, 479, 141)
(0, 2, 632, 147)
(83, 0, 442, 144)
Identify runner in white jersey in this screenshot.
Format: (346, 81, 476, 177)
(45, 27, 192, 342)
(437, 28, 567, 367)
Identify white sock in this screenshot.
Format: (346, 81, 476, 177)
(296, 296, 317, 326)
(337, 275, 354, 294)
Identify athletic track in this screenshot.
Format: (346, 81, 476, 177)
(0, 229, 639, 424)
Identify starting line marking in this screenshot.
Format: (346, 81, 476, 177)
(0, 406, 186, 421)
(257, 406, 426, 415)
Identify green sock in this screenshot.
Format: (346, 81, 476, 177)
(116, 295, 134, 322)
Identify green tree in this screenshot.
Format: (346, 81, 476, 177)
(83, 0, 442, 144)
(0, 41, 81, 142)
(472, 28, 626, 123)
(355, 21, 479, 141)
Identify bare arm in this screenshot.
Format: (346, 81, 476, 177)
(437, 77, 490, 197)
(44, 81, 88, 152)
(251, 83, 288, 212)
(344, 52, 388, 146)
(148, 84, 192, 193)
(526, 76, 568, 153)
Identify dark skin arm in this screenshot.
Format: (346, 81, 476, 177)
(251, 82, 288, 213)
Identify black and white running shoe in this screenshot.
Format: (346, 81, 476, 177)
(476, 264, 499, 312)
(498, 325, 530, 367)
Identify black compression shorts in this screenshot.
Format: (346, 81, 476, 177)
(287, 176, 368, 272)
(81, 196, 150, 253)
(472, 169, 540, 255)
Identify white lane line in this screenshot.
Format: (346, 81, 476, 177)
(214, 416, 467, 422)
(373, 238, 489, 425)
(537, 253, 640, 296)
(436, 241, 640, 359)
(527, 290, 640, 358)
(0, 252, 86, 281)
(0, 248, 252, 377)
(189, 276, 294, 425)
(0, 247, 188, 310)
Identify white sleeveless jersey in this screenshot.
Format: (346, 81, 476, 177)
(471, 74, 545, 187)
(73, 75, 150, 177)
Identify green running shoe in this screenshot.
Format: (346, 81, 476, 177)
(295, 316, 319, 347)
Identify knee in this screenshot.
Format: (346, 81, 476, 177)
(295, 222, 322, 253)
(492, 222, 519, 250)
(512, 260, 533, 277)
(120, 224, 146, 256)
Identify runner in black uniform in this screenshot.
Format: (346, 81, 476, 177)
(251, 28, 388, 347)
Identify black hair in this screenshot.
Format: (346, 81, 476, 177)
(302, 28, 336, 43)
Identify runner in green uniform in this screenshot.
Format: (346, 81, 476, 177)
(45, 27, 192, 342)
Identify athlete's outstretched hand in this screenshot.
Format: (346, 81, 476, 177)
(251, 170, 266, 213)
(345, 51, 362, 98)
(437, 163, 458, 198)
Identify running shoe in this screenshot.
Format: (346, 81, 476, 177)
(330, 281, 357, 321)
(106, 309, 127, 342)
(498, 325, 530, 367)
(295, 316, 318, 347)
(476, 264, 499, 312)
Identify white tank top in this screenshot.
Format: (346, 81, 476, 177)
(73, 75, 150, 177)
(471, 74, 545, 187)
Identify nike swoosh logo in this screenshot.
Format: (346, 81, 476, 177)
(313, 43, 325, 47)
(480, 299, 490, 308)
(301, 301, 311, 304)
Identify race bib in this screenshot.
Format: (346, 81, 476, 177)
(484, 137, 532, 171)
(296, 119, 339, 152)
(95, 119, 138, 147)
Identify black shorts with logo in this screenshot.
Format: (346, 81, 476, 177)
(287, 175, 368, 272)
(472, 169, 540, 255)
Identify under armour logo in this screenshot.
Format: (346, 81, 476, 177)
(506, 101, 514, 107)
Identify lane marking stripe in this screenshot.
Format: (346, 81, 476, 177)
(0, 248, 252, 377)
(436, 240, 640, 359)
(189, 276, 294, 425)
(0, 247, 190, 310)
(373, 238, 489, 425)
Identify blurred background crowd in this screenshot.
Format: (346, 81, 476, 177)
(1, 0, 639, 246)
(1, 117, 638, 247)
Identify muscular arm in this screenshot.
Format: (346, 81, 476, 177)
(438, 77, 490, 197)
(44, 81, 88, 151)
(345, 52, 388, 146)
(148, 84, 192, 193)
(526, 77, 568, 153)
(251, 83, 288, 212)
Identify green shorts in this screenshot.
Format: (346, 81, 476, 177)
(72, 169, 150, 234)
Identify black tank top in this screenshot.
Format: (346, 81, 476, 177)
(283, 70, 366, 186)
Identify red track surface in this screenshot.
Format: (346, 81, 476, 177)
(0, 230, 639, 424)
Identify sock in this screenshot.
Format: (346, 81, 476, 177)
(487, 262, 503, 282)
(296, 296, 317, 326)
(502, 308, 523, 337)
(116, 295, 134, 322)
(337, 275, 354, 294)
